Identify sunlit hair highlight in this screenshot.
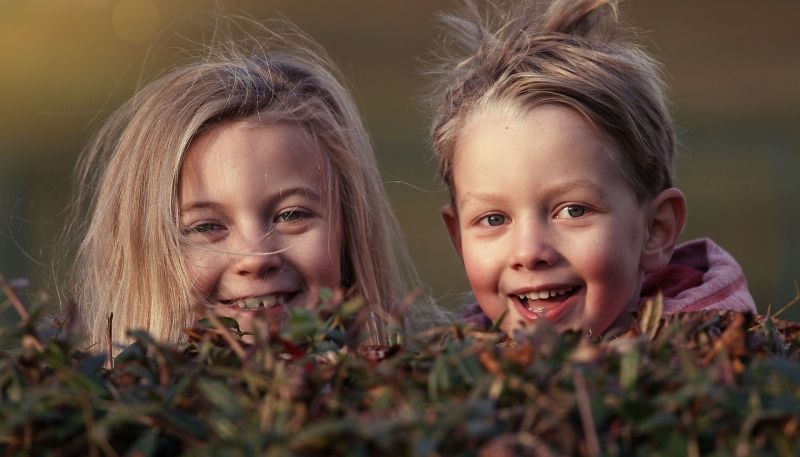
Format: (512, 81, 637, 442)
(429, 0, 675, 201)
(69, 19, 421, 348)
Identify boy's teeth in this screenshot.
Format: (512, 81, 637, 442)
(235, 295, 279, 310)
(519, 287, 574, 302)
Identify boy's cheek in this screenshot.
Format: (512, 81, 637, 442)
(461, 250, 496, 286)
(461, 248, 504, 316)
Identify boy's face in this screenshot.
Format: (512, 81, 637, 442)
(443, 104, 649, 335)
(179, 120, 342, 332)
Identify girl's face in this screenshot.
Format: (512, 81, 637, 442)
(442, 104, 649, 336)
(179, 120, 342, 325)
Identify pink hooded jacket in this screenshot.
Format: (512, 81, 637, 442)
(463, 238, 757, 329)
(639, 238, 756, 315)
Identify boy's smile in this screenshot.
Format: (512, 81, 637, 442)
(511, 285, 581, 321)
(443, 104, 652, 336)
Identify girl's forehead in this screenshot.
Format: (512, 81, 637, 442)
(186, 120, 326, 165)
(180, 121, 332, 194)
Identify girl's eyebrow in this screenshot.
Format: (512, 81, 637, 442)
(277, 186, 322, 202)
(180, 186, 323, 214)
(180, 201, 221, 214)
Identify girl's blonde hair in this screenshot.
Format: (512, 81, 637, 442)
(70, 20, 424, 348)
(430, 0, 675, 202)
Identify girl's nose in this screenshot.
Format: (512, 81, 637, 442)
(232, 231, 283, 277)
(510, 222, 559, 270)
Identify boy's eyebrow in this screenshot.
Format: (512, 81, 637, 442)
(458, 179, 607, 207)
(180, 186, 323, 213)
(544, 180, 608, 199)
(458, 191, 499, 208)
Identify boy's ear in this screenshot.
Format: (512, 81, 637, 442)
(640, 187, 687, 272)
(441, 203, 463, 259)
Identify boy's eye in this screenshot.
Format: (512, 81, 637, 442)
(274, 208, 313, 223)
(555, 205, 588, 219)
(480, 214, 506, 227)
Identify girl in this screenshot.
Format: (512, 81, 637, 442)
(69, 21, 428, 349)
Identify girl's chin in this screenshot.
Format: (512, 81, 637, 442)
(207, 304, 286, 337)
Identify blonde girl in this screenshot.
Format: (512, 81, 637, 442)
(69, 22, 426, 349)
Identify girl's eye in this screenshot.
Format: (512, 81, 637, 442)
(182, 221, 227, 242)
(186, 221, 225, 234)
(274, 208, 313, 223)
(556, 205, 588, 219)
(480, 214, 507, 227)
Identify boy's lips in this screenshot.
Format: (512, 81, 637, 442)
(508, 285, 581, 324)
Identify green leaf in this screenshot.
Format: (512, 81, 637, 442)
(196, 379, 241, 418)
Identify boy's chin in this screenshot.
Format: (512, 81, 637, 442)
(499, 306, 556, 336)
(498, 297, 578, 336)
(601, 305, 639, 338)
(498, 302, 609, 338)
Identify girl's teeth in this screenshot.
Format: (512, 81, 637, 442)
(235, 295, 279, 310)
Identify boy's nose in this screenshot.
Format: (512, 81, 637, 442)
(510, 223, 559, 270)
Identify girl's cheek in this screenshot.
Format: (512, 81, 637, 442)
(184, 250, 223, 300)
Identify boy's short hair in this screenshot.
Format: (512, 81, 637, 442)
(430, 0, 675, 202)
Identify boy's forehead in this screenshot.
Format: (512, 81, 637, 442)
(451, 104, 644, 209)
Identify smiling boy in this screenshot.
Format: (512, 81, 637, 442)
(430, 0, 756, 336)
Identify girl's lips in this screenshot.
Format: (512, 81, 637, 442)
(510, 286, 581, 325)
(218, 291, 300, 311)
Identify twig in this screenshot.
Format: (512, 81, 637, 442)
(771, 281, 800, 320)
(61, 300, 79, 339)
(573, 369, 600, 457)
(199, 306, 247, 360)
(517, 432, 566, 457)
(106, 313, 114, 371)
(0, 273, 29, 321)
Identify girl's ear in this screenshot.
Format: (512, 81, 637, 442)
(640, 187, 687, 272)
(441, 204, 463, 259)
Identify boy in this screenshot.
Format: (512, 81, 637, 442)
(429, 0, 756, 335)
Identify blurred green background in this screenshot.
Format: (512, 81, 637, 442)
(1, 0, 798, 318)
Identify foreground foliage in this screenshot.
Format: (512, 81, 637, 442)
(1, 279, 799, 456)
